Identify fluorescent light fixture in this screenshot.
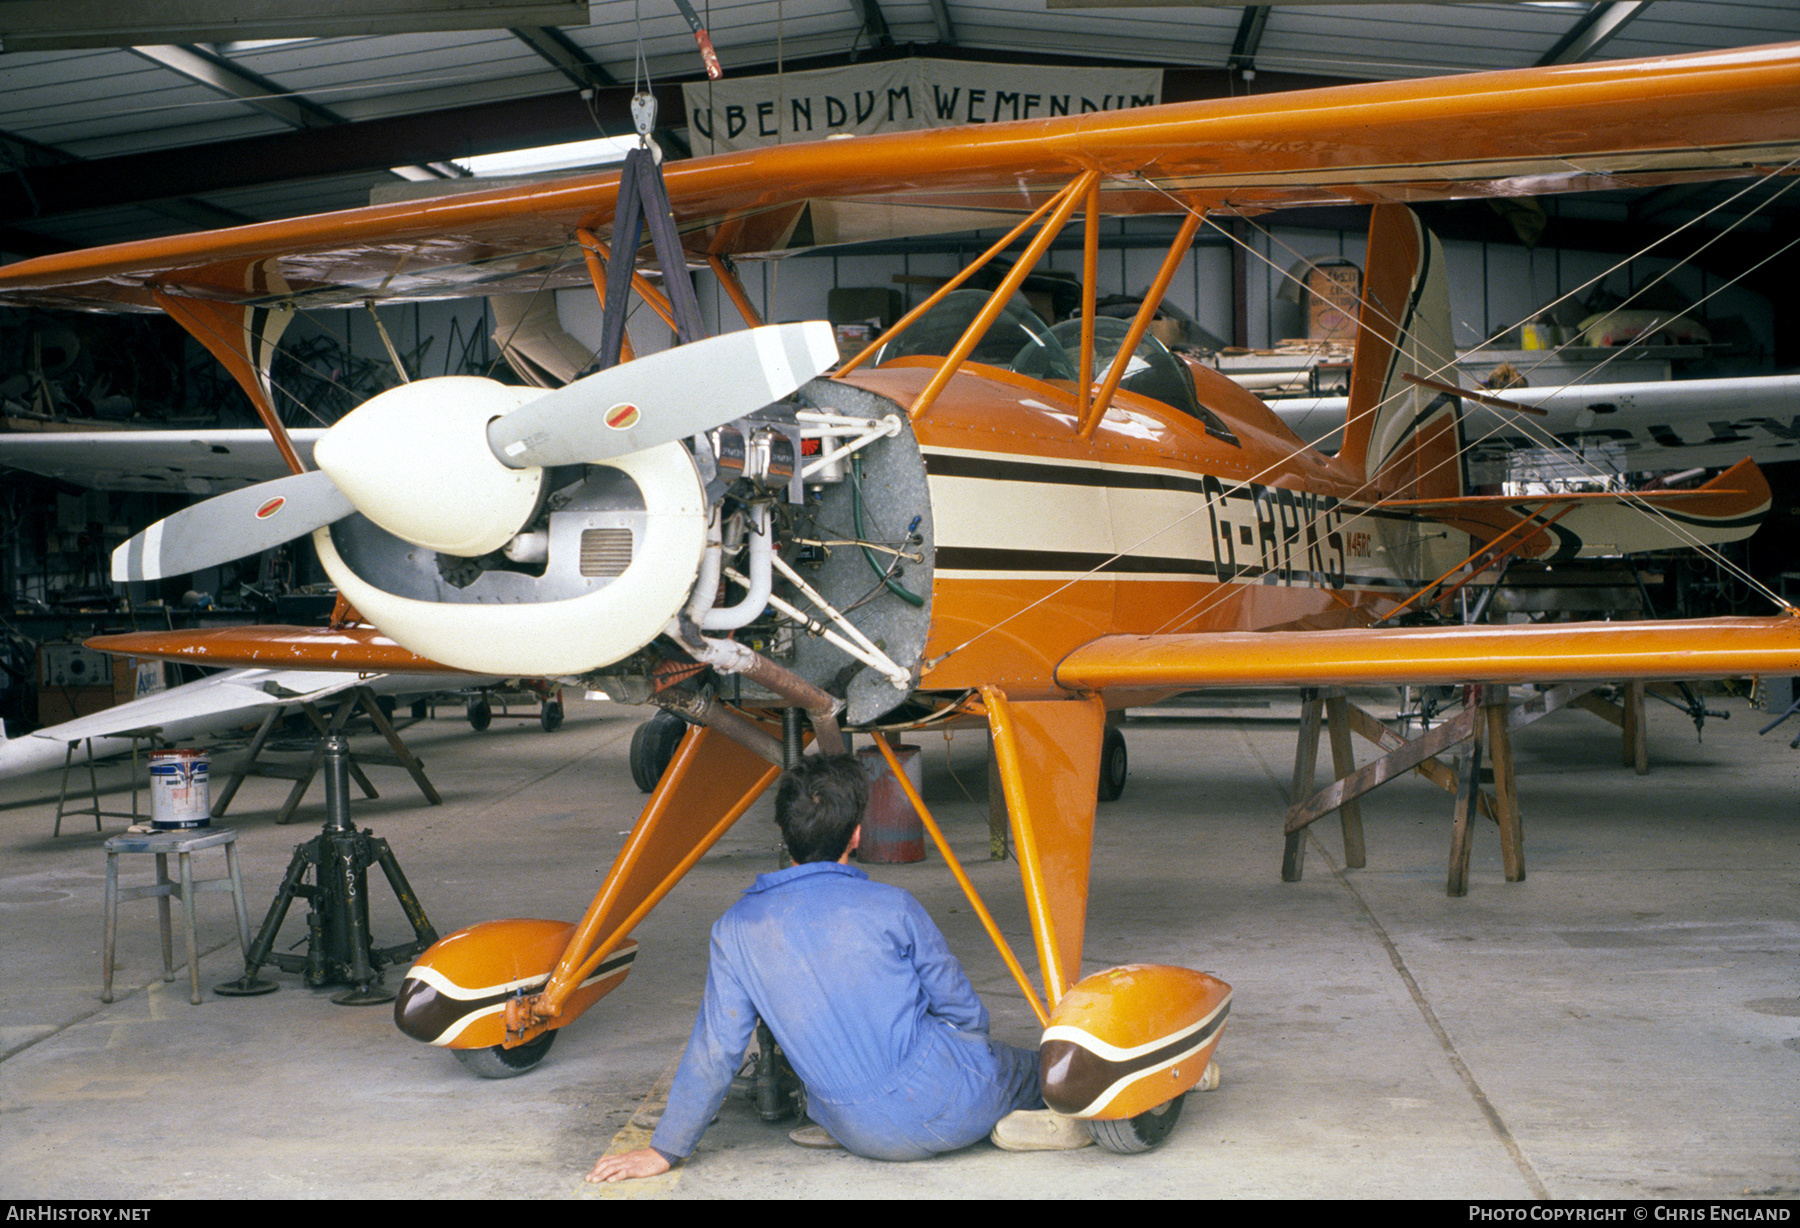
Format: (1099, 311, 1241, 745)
(454, 136, 640, 178)
(218, 39, 317, 52)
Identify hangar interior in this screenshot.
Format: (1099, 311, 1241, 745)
(1, 0, 1798, 1201)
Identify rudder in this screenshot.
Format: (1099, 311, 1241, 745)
(1340, 205, 1465, 503)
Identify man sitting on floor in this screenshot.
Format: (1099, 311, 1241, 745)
(586, 753, 1081, 1182)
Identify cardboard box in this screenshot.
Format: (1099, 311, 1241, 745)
(1305, 260, 1362, 342)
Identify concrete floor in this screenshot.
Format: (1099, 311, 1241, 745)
(2, 690, 1795, 1200)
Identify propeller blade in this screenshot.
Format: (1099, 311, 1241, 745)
(487, 320, 839, 469)
(112, 469, 352, 582)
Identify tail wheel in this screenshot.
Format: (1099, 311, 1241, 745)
(453, 1029, 557, 1079)
(540, 700, 564, 732)
(467, 698, 493, 731)
(1098, 725, 1127, 803)
(1088, 1093, 1185, 1154)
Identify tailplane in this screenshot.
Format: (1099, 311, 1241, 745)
(1341, 205, 1464, 503)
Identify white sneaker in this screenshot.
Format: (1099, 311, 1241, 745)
(788, 1123, 843, 1149)
(990, 1109, 1092, 1151)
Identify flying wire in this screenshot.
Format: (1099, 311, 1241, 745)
(1191, 167, 1800, 616)
(1134, 188, 1798, 636)
(927, 160, 1799, 667)
(1153, 170, 1800, 630)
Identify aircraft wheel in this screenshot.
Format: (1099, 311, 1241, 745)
(1088, 1093, 1185, 1155)
(1097, 725, 1128, 803)
(630, 710, 686, 793)
(540, 700, 564, 732)
(467, 698, 492, 732)
(453, 1029, 556, 1079)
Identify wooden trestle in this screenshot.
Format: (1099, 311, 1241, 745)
(1283, 681, 1649, 896)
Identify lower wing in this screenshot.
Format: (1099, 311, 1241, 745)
(1056, 616, 1800, 691)
(86, 625, 458, 673)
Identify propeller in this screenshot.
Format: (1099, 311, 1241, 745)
(112, 321, 839, 583)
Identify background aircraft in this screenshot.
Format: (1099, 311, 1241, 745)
(2, 43, 1799, 1151)
(0, 665, 480, 783)
(0, 427, 327, 497)
(1268, 371, 1800, 482)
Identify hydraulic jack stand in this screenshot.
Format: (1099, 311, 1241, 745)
(216, 735, 438, 1005)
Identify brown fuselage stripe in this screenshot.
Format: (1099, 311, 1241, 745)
(1040, 1001, 1229, 1116)
(394, 947, 637, 1045)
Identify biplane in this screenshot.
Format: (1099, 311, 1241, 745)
(4, 42, 1800, 1153)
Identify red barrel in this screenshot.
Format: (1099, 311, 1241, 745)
(854, 743, 924, 864)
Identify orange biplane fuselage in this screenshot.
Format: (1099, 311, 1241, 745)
(11, 41, 1800, 1148)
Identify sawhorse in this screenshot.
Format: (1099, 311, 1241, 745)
(210, 686, 439, 825)
(54, 726, 163, 837)
(1284, 682, 1631, 896)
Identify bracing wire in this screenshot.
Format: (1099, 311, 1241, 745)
(1170, 168, 1800, 619)
(927, 162, 1800, 668)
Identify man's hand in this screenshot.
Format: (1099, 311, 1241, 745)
(584, 1147, 673, 1184)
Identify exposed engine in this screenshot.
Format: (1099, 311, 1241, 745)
(322, 377, 934, 730)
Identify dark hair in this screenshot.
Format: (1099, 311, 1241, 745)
(775, 754, 869, 863)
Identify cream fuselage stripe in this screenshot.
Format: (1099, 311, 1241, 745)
(923, 449, 1412, 590)
(1041, 996, 1230, 1064)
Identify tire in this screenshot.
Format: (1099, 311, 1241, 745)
(453, 1029, 556, 1079)
(466, 698, 492, 732)
(1088, 1093, 1184, 1154)
(540, 700, 564, 733)
(630, 711, 687, 793)
(1098, 725, 1128, 803)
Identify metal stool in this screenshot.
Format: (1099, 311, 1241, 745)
(102, 827, 252, 1005)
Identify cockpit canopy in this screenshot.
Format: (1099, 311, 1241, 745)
(871, 290, 1234, 443)
(1049, 317, 1237, 444)
(870, 289, 1080, 383)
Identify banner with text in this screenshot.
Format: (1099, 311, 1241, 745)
(682, 59, 1162, 155)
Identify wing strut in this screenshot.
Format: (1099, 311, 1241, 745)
(836, 180, 1079, 377)
(909, 169, 1099, 423)
(1078, 209, 1204, 439)
(578, 227, 674, 338)
(1076, 176, 1100, 428)
(152, 282, 304, 476)
(870, 736, 1049, 1027)
(707, 253, 765, 328)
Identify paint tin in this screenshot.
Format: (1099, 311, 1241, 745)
(149, 749, 211, 829)
(1520, 320, 1559, 350)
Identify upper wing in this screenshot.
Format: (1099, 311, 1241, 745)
(1055, 616, 1800, 692)
(0, 428, 324, 494)
(0, 43, 1795, 312)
